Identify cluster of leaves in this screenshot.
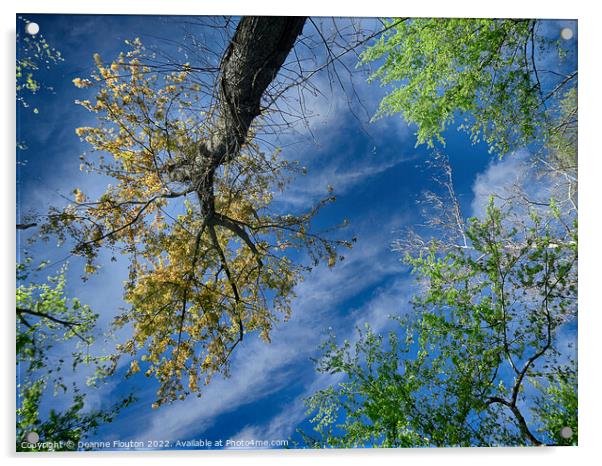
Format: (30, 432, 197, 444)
(532, 366, 578, 446)
(16, 259, 133, 451)
(17, 259, 99, 385)
(547, 87, 578, 172)
(41, 39, 353, 406)
(304, 200, 577, 447)
(17, 381, 134, 452)
(16, 16, 63, 114)
(361, 18, 575, 155)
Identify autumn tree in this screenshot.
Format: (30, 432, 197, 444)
(35, 17, 386, 407)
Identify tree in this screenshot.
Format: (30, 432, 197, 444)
(360, 18, 577, 156)
(16, 259, 134, 451)
(37, 17, 363, 407)
(303, 155, 577, 447)
(301, 22, 578, 446)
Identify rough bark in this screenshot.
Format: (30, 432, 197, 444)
(169, 16, 307, 218)
(166, 17, 308, 359)
(208, 16, 307, 165)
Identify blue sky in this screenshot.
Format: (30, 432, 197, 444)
(16, 14, 577, 449)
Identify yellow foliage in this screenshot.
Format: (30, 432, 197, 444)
(72, 77, 93, 88)
(73, 188, 86, 203)
(58, 39, 353, 406)
(129, 359, 140, 374)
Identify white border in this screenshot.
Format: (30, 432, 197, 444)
(4, 0, 584, 18)
(2, 1, 600, 465)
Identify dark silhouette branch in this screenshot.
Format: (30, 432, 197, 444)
(486, 396, 542, 446)
(17, 307, 81, 327)
(17, 223, 38, 230)
(16, 308, 91, 344)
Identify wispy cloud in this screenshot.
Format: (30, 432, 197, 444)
(227, 371, 341, 448)
(471, 150, 531, 218)
(277, 150, 419, 208)
(133, 214, 409, 442)
(470, 149, 569, 221)
(227, 273, 416, 446)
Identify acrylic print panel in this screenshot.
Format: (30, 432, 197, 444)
(16, 14, 578, 451)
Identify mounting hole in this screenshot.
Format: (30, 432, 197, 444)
(25, 431, 40, 444)
(25, 22, 40, 35)
(560, 27, 574, 40)
(560, 426, 573, 439)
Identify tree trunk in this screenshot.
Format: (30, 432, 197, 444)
(208, 16, 307, 164)
(169, 16, 307, 210)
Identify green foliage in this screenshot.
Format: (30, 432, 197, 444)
(532, 366, 578, 446)
(17, 260, 98, 377)
(16, 16, 63, 113)
(361, 19, 575, 155)
(305, 201, 577, 447)
(547, 87, 578, 171)
(17, 381, 135, 452)
(16, 260, 132, 451)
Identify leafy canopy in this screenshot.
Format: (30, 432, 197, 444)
(43, 39, 352, 406)
(305, 199, 577, 447)
(361, 19, 575, 154)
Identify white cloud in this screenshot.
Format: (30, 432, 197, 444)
(277, 151, 419, 208)
(471, 150, 531, 218)
(227, 371, 341, 448)
(227, 273, 415, 446)
(470, 149, 571, 222)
